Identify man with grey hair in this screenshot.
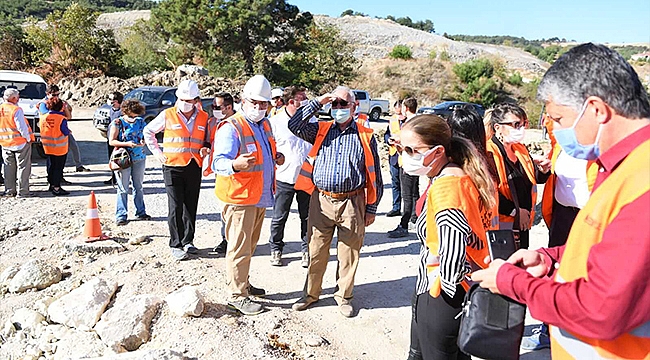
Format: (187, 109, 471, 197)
(472, 43, 650, 358)
(288, 85, 383, 318)
(0, 88, 34, 197)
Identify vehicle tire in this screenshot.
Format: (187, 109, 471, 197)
(34, 143, 46, 159)
(370, 107, 381, 121)
(99, 129, 107, 139)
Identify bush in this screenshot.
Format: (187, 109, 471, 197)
(383, 66, 397, 77)
(507, 72, 523, 86)
(389, 45, 412, 60)
(439, 50, 450, 61)
(120, 20, 170, 77)
(453, 58, 494, 84)
(458, 77, 498, 107)
(428, 49, 437, 60)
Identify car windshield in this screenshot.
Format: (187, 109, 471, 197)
(124, 89, 164, 106)
(0, 81, 47, 100)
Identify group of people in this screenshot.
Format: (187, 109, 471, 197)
(1, 42, 648, 359)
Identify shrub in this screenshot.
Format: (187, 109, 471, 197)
(428, 49, 437, 60)
(389, 45, 412, 60)
(458, 77, 498, 107)
(507, 72, 523, 86)
(439, 51, 450, 61)
(383, 66, 397, 77)
(453, 58, 494, 84)
(120, 20, 170, 77)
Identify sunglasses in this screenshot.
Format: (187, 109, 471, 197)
(395, 143, 432, 157)
(332, 100, 349, 107)
(50, 93, 60, 97)
(498, 121, 528, 129)
(213, 105, 225, 110)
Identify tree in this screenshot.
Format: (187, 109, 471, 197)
(120, 20, 171, 77)
(152, 0, 312, 76)
(453, 58, 494, 84)
(341, 9, 354, 16)
(388, 45, 412, 59)
(0, 17, 33, 70)
(24, 2, 122, 78)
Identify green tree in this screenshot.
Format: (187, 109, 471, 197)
(24, 2, 122, 77)
(0, 17, 34, 70)
(120, 20, 171, 77)
(152, 0, 312, 76)
(341, 9, 354, 16)
(452, 58, 494, 83)
(389, 45, 412, 59)
(458, 78, 498, 107)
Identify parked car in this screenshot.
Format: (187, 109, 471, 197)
(0, 70, 48, 158)
(416, 101, 485, 118)
(318, 90, 390, 121)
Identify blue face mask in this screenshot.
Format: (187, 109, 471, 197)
(332, 108, 351, 124)
(553, 101, 603, 160)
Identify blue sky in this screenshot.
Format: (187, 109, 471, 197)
(290, 0, 650, 44)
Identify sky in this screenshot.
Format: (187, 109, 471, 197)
(289, 0, 650, 44)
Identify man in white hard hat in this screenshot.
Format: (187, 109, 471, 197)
(268, 87, 285, 118)
(212, 75, 284, 315)
(144, 79, 211, 261)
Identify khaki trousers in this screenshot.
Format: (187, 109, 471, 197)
(305, 190, 365, 303)
(2, 144, 31, 196)
(223, 204, 266, 302)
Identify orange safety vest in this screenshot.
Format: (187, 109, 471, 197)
(214, 112, 277, 205)
(162, 107, 208, 167)
(540, 142, 598, 227)
(388, 116, 403, 166)
(39, 113, 68, 155)
(425, 175, 499, 297)
(0, 102, 34, 147)
(550, 139, 650, 359)
(486, 139, 537, 230)
(294, 120, 378, 205)
(202, 115, 223, 177)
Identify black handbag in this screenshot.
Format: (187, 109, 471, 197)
(457, 284, 526, 360)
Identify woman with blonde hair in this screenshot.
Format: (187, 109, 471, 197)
(400, 114, 497, 360)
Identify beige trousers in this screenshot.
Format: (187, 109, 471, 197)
(305, 190, 365, 303)
(223, 204, 266, 302)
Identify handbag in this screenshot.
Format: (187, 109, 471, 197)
(457, 284, 526, 360)
(108, 119, 132, 171)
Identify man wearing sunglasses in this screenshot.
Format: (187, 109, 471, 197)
(288, 85, 383, 318)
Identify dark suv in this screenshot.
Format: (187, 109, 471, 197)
(416, 101, 485, 119)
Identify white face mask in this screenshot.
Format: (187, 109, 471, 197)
(299, 100, 309, 107)
(504, 127, 525, 143)
(177, 100, 195, 113)
(401, 147, 439, 176)
(213, 110, 224, 120)
(243, 102, 265, 123)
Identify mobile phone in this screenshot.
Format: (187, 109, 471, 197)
(486, 230, 517, 260)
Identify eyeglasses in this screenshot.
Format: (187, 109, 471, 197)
(213, 105, 223, 110)
(332, 100, 349, 108)
(498, 121, 528, 129)
(395, 143, 432, 157)
(50, 93, 60, 97)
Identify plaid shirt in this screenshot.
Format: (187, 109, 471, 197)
(288, 100, 383, 214)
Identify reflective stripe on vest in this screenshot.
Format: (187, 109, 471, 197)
(294, 120, 377, 204)
(551, 139, 650, 359)
(0, 103, 28, 147)
(486, 139, 537, 230)
(425, 175, 498, 297)
(214, 112, 277, 205)
(40, 113, 69, 155)
(162, 107, 208, 167)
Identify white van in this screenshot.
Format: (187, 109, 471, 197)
(0, 70, 48, 157)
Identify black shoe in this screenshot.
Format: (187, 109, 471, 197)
(116, 219, 128, 226)
(103, 177, 116, 185)
(213, 239, 227, 254)
(387, 226, 409, 238)
(0, 177, 4, 185)
(61, 178, 72, 185)
(135, 214, 152, 220)
(52, 187, 70, 196)
(76, 166, 90, 172)
(386, 209, 401, 217)
(248, 284, 266, 297)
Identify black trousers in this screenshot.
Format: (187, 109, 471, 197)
(46, 153, 67, 187)
(409, 285, 470, 360)
(549, 199, 580, 247)
(163, 161, 202, 249)
(269, 180, 310, 252)
(400, 170, 420, 229)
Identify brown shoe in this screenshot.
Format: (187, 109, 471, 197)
(292, 297, 318, 311)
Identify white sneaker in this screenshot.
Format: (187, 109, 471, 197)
(270, 251, 282, 266)
(301, 252, 309, 268)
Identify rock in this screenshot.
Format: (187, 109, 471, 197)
(303, 334, 325, 347)
(2, 320, 16, 338)
(34, 297, 57, 317)
(11, 308, 45, 331)
(165, 286, 204, 317)
(95, 295, 162, 352)
(51, 328, 106, 360)
(128, 235, 150, 245)
(84, 349, 188, 359)
(48, 277, 118, 329)
(176, 64, 209, 77)
(64, 239, 125, 254)
(0, 265, 20, 285)
(8, 260, 62, 293)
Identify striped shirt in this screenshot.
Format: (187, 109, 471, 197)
(288, 100, 383, 214)
(415, 176, 483, 298)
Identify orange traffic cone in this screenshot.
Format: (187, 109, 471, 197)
(81, 191, 109, 242)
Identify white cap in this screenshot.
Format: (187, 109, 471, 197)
(175, 79, 200, 100)
(242, 75, 272, 102)
(271, 88, 284, 99)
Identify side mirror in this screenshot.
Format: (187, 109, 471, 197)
(161, 100, 172, 106)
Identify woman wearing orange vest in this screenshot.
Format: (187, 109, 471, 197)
(485, 103, 550, 250)
(40, 98, 70, 196)
(472, 43, 650, 360)
(400, 114, 497, 360)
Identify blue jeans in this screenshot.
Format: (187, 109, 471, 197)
(389, 161, 401, 212)
(115, 159, 146, 221)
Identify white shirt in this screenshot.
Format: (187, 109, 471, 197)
(554, 150, 590, 209)
(270, 108, 315, 184)
(3, 106, 30, 151)
(143, 106, 199, 157)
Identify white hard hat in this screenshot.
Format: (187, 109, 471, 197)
(271, 88, 284, 99)
(175, 79, 200, 100)
(243, 75, 272, 102)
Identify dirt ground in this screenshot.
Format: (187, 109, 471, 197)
(0, 111, 551, 359)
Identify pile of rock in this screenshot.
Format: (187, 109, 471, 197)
(57, 65, 243, 108)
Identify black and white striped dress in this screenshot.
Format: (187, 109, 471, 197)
(415, 175, 484, 298)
